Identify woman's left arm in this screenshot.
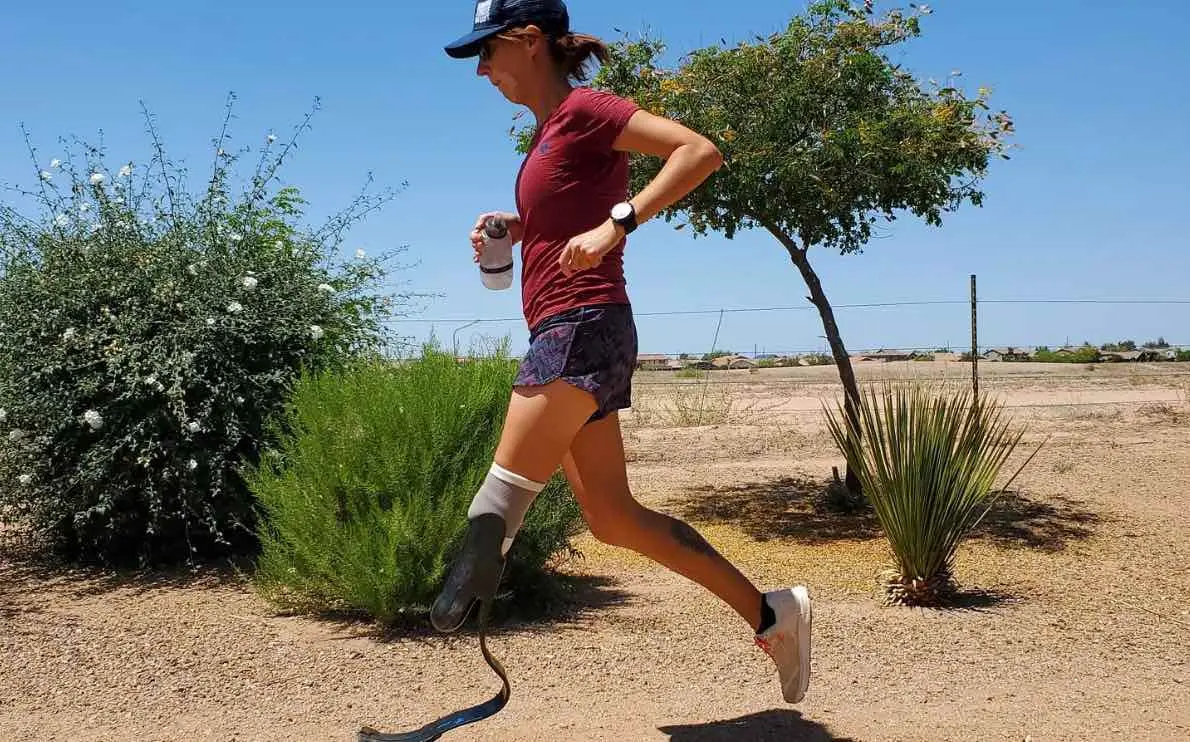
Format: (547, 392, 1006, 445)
(558, 110, 723, 276)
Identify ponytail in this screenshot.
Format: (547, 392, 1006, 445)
(548, 32, 608, 82)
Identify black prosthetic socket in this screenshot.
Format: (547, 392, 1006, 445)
(430, 513, 508, 633)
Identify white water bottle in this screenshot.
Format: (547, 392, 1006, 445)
(478, 216, 514, 290)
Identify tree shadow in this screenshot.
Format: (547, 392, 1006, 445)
(673, 476, 1102, 553)
(672, 476, 879, 544)
(658, 709, 851, 741)
(972, 490, 1103, 552)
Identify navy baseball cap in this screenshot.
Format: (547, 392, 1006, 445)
(444, 0, 570, 59)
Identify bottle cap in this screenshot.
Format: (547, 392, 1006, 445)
(483, 216, 508, 238)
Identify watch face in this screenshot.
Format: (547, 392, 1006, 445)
(611, 202, 632, 220)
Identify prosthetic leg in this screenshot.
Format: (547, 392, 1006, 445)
(358, 466, 542, 741)
(430, 513, 508, 632)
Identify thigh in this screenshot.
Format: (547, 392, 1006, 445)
(494, 378, 599, 483)
(561, 412, 638, 518)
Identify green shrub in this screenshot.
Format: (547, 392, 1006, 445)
(0, 98, 412, 566)
(823, 381, 1042, 606)
(1032, 346, 1100, 363)
(244, 345, 585, 625)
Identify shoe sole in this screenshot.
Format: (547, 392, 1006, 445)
(787, 585, 812, 704)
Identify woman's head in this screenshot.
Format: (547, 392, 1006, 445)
(445, 0, 607, 104)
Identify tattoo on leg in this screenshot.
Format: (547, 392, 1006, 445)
(669, 517, 719, 558)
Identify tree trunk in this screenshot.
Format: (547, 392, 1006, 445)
(761, 223, 864, 497)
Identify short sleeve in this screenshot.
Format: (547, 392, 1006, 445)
(571, 88, 640, 153)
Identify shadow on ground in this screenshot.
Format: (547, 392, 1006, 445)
(658, 709, 851, 741)
(675, 476, 880, 544)
(0, 545, 634, 641)
(674, 476, 1103, 552)
(972, 490, 1104, 552)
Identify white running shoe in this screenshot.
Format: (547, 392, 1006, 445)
(754, 585, 812, 703)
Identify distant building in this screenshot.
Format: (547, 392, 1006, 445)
(982, 347, 1030, 362)
(636, 353, 672, 371)
(855, 349, 919, 362)
(710, 354, 757, 370)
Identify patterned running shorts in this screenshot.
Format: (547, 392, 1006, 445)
(513, 302, 638, 422)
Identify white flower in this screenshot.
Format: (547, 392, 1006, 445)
(241, 276, 258, 290)
(205, 317, 216, 326)
(89, 172, 105, 185)
(118, 164, 132, 178)
(317, 283, 334, 294)
(187, 459, 198, 471)
(186, 421, 200, 433)
(40, 171, 52, 181)
(49, 158, 61, 168)
(62, 327, 77, 341)
(229, 232, 243, 242)
(144, 375, 157, 386)
(267, 133, 277, 143)
(187, 264, 198, 276)
(227, 301, 243, 314)
(18, 474, 32, 486)
(0, 408, 6, 424)
(355, 249, 366, 259)
(274, 240, 284, 249)
(309, 325, 324, 340)
(55, 214, 69, 228)
(234, 396, 244, 405)
(8, 429, 23, 442)
(83, 409, 103, 430)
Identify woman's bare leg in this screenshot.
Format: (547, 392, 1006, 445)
(431, 378, 599, 631)
(561, 412, 765, 631)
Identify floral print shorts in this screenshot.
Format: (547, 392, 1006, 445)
(514, 303, 638, 422)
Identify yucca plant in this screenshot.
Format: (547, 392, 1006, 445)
(823, 381, 1041, 606)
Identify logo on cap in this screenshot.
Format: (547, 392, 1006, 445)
(475, 0, 493, 24)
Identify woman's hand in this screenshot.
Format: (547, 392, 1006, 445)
(558, 220, 623, 277)
(470, 211, 523, 263)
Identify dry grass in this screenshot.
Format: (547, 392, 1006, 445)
(628, 378, 772, 427)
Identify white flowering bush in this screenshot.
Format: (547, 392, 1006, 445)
(0, 98, 414, 566)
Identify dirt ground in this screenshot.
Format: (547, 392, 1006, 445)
(3, 361, 1189, 741)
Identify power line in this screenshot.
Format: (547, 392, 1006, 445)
(628, 398, 1187, 414)
(388, 297, 1190, 325)
(633, 371, 1190, 387)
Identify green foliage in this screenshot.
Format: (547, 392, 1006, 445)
(244, 347, 585, 625)
(823, 382, 1041, 606)
(1101, 339, 1136, 352)
(519, 1, 1014, 251)
(1032, 346, 1101, 363)
(0, 97, 413, 566)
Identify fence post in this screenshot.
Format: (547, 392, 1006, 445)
(970, 274, 979, 401)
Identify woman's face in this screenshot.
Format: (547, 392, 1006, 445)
(476, 28, 542, 104)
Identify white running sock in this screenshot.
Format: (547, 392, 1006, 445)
(467, 463, 546, 556)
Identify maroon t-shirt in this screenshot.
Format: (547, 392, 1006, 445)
(514, 87, 640, 331)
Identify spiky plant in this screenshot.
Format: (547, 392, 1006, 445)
(823, 381, 1041, 606)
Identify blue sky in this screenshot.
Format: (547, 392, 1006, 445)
(2, 1, 1188, 356)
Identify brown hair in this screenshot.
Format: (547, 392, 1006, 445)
(499, 28, 609, 82)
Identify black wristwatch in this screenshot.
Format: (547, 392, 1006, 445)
(611, 201, 638, 235)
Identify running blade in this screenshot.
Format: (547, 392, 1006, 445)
(357, 606, 510, 741)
